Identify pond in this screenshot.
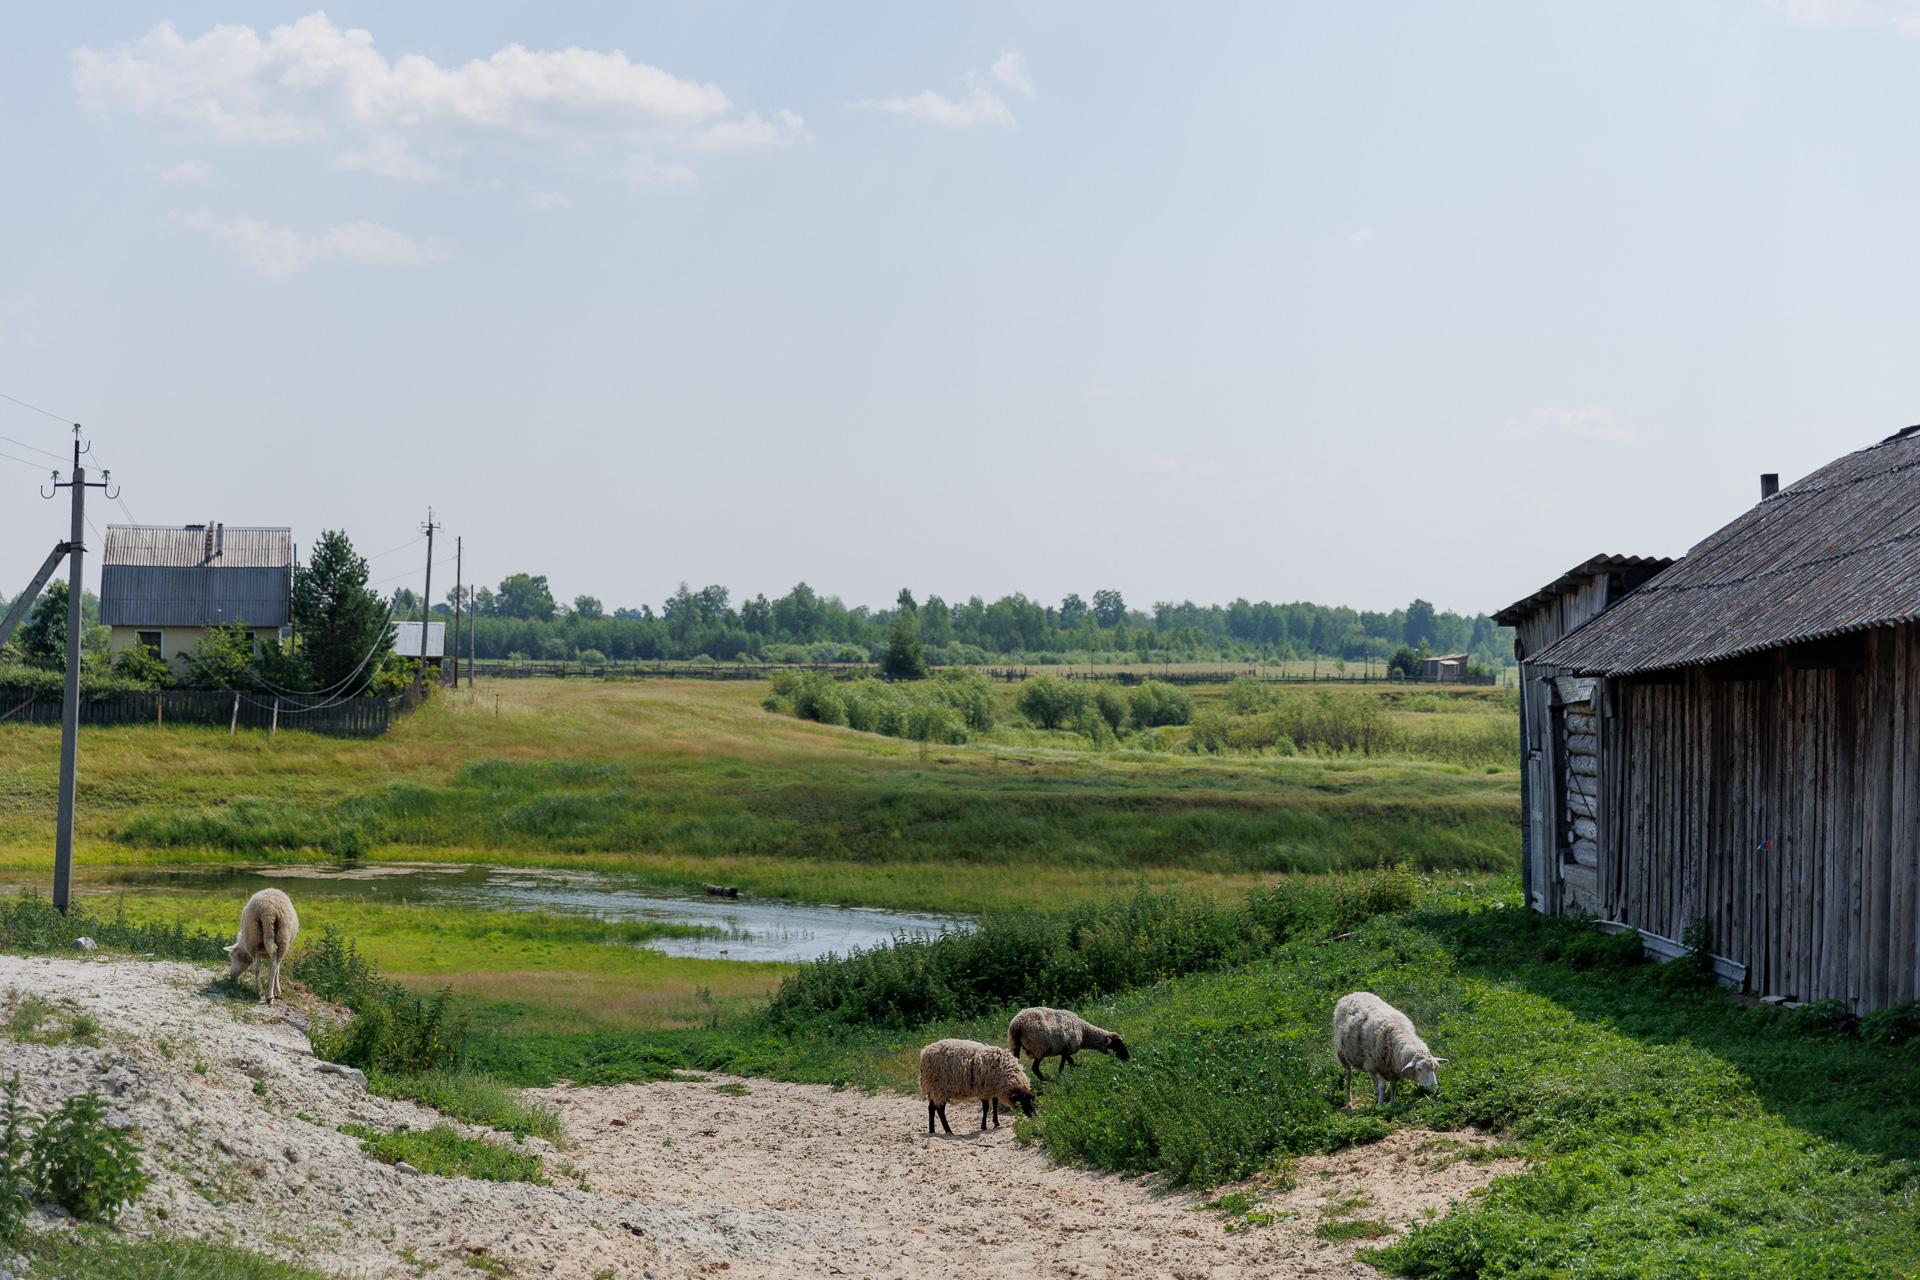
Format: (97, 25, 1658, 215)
(55, 863, 965, 964)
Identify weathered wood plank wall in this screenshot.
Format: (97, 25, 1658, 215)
(1600, 626, 1920, 1010)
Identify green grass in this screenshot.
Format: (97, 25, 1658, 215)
(14, 1228, 330, 1280)
(367, 1068, 563, 1142)
(339, 1122, 547, 1183)
(0, 680, 1518, 914)
(2, 993, 101, 1046)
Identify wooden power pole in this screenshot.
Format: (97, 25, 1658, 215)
(451, 535, 463, 693)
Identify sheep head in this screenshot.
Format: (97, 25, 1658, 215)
(1400, 1053, 1445, 1092)
(224, 942, 250, 980)
(1107, 1033, 1131, 1062)
(1009, 1085, 1036, 1117)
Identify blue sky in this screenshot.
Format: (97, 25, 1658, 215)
(2, 1, 1918, 617)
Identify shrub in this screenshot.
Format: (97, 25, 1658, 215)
(0, 1075, 29, 1244)
(30, 1091, 147, 1223)
(299, 929, 468, 1074)
(1861, 1000, 1920, 1047)
(1092, 685, 1130, 733)
(1015, 675, 1089, 730)
(575, 648, 607, 666)
(1130, 679, 1194, 726)
(109, 646, 171, 688)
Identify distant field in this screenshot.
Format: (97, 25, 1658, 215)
(0, 678, 1519, 913)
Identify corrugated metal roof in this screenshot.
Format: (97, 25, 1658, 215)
(1492, 554, 1675, 626)
(103, 524, 291, 569)
(393, 620, 445, 659)
(100, 566, 290, 628)
(1530, 427, 1920, 676)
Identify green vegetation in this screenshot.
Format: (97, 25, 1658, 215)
(12, 1228, 332, 1280)
(339, 1122, 547, 1184)
(459, 576, 1514, 669)
(0, 1075, 147, 1228)
(2, 993, 101, 1046)
(365, 1068, 563, 1141)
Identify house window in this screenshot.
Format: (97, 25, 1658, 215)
(135, 631, 162, 656)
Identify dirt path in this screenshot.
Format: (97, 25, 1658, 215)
(0, 956, 1516, 1279)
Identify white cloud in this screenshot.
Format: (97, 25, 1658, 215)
(1770, 0, 1920, 33)
(989, 50, 1035, 100)
(176, 210, 449, 277)
(523, 187, 572, 211)
(336, 135, 446, 182)
(626, 154, 696, 189)
(1345, 227, 1375, 248)
(690, 109, 810, 153)
(1508, 405, 1637, 445)
(160, 159, 209, 183)
(74, 13, 804, 186)
(852, 51, 1034, 128)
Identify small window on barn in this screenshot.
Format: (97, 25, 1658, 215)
(136, 631, 162, 655)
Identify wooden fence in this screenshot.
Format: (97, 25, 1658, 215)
(0, 687, 395, 737)
(980, 666, 1500, 687)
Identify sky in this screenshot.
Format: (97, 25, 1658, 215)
(3, 1, 1919, 619)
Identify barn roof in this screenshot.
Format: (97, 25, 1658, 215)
(99, 524, 292, 629)
(1491, 554, 1675, 626)
(1530, 427, 1920, 676)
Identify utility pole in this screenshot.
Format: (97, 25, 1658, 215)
(413, 508, 441, 698)
(451, 535, 463, 694)
(45, 426, 116, 914)
(468, 582, 477, 688)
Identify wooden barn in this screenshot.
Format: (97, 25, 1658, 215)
(1496, 427, 1920, 1011)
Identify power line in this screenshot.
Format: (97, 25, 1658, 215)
(0, 388, 71, 423)
(0, 448, 56, 472)
(0, 431, 64, 463)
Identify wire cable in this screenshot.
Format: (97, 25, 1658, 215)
(0, 431, 64, 463)
(235, 599, 402, 708)
(0, 389, 71, 423)
(0, 448, 56, 473)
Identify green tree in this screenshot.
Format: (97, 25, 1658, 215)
(895, 588, 917, 615)
(493, 574, 557, 621)
(1404, 598, 1438, 651)
(17, 580, 69, 667)
(882, 611, 927, 679)
(1015, 674, 1090, 730)
(572, 595, 604, 620)
(294, 530, 394, 694)
(1092, 588, 1127, 628)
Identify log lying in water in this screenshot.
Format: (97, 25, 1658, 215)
(703, 883, 741, 899)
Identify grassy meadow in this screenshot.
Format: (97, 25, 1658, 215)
(2, 677, 1917, 1275)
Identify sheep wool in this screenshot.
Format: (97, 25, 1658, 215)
(917, 1038, 1035, 1135)
(1007, 1006, 1131, 1081)
(227, 888, 300, 1004)
(1332, 992, 1444, 1107)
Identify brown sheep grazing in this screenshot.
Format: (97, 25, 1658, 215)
(918, 1038, 1035, 1135)
(1007, 1006, 1130, 1082)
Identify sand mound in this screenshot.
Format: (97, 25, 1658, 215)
(0, 955, 1516, 1278)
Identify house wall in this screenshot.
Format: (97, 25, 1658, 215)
(1596, 626, 1920, 1011)
(1513, 573, 1617, 914)
(109, 625, 260, 679)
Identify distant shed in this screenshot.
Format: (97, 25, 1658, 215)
(1420, 653, 1471, 682)
(1496, 427, 1920, 1011)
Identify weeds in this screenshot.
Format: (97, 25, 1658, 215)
(341, 1124, 546, 1184)
(27, 1089, 148, 1224)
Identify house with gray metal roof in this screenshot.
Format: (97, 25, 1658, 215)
(1495, 427, 1920, 1011)
(101, 523, 293, 677)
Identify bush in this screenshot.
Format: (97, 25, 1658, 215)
(1092, 685, 1130, 733)
(1015, 675, 1089, 730)
(29, 1091, 147, 1223)
(1861, 1000, 1920, 1047)
(108, 646, 171, 688)
(299, 929, 468, 1074)
(0, 1075, 29, 1244)
(0, 892, 226, 963)
(575, 648, 607, 666)
(1130, 679, 1194, 726)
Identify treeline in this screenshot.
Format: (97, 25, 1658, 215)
(416, 576, 1513, 669)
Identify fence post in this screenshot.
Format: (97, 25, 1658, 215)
(230, 692, 240, 737)
(157, 694, 164, 728)
(271, 697, 280, 737)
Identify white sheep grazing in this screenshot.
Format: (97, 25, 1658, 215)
(917, 1038, 1036, 1135)
(1332, 991, 1445, 1107)
(226, 888, 300, 1004)
(1007, 1006, 1131, 1081)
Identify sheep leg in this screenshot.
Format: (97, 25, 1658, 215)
(937, 1103, 954, 1136)
(1343, 1065, 1353, 1108)
(268, 951, 282, 1003)
(980, 1100, 989, 1131)
(254, 957, 265, 1000)
(927, 1102, 937, 1135)
(1373, 1075, 1387, 1107)
(1062, 1053, 1077, 1069)
(1029, 1055, 1049, 1082)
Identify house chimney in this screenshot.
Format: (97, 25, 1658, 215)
(1760, 473, 1779, 500)
(203, 522, 215, 561)
(215, 522, 224, 558)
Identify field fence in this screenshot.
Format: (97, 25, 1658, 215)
(0, 686, 395, 737)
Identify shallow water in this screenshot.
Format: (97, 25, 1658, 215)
(55, 862, 964, 964)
